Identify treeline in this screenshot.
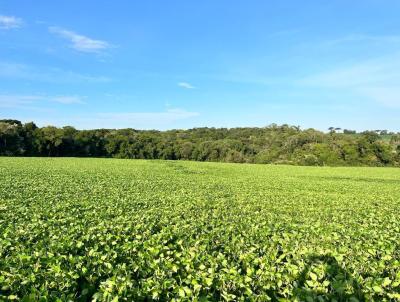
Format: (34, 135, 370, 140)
(1, 119, 400, 166)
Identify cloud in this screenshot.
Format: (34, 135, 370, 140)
(0, 95, 198, 128)
(298, 53, 400, 108)
(299, 61, 396, 87)
(0, 15, 23, 29)
(358, 87, 400, 108)
(0, 61, 111, 83)
(0, 95, 41, 108)
(300, 53, 400, 88)
(0, 94, 85, 109)
(51, 96, 85, 104)
(322, 34, 400, 47)
(178, 82, 196, 89)
(31, 108, 200, 130)
(49, 26, 111, 53)
(96, 108, 199, 125)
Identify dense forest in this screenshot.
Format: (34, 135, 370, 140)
(1, 119, 400, 166)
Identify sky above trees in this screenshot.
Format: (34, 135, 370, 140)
(1, 1, 400, 131)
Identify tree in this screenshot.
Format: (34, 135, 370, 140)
(22, 122, 38, 155)
(178, 142, 194, 160)
(0, 119, 398, 167)
(361, 131, 380, 143)
(35, 126, 65, 156)
(0, 122, 23, 155)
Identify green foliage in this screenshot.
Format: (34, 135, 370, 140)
(0, 120, 399, 166)
(1, 158, 400, 301)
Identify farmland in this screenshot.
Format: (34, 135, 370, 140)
(0, 158, 400, 301)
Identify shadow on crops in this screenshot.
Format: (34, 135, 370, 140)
(298, 175, 400, 185)
(291, 254, 366, 302)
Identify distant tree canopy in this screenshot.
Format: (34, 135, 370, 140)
(1, 119, 399, 167)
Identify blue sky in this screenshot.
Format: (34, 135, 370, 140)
(1, 1, 400, 131)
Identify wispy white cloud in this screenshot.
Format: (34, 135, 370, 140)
(0, 95, 198, 128)
(49, 26, 111, 53)
(0, 94, 86, 109)
(358, 87, 400, 108)
(0, 61, 111, 83)
(0, 95, 41, 108)
(305, 53, 400, 88)
(322, 34, 400, 47)
(96, 108, 199, 125)
(0, 15, 23, 29)
(51, 96, 85, 104)
(178, 82, 196, 89)
(298, 53, 400, 108)
(32, 108, 200, 130)
(299, 60, 398, 87)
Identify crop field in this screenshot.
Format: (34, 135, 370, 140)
(0, 158, 400, 301)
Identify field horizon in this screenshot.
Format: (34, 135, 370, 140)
(4, 155, 400, 169)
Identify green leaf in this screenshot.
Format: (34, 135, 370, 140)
(372, 285, 383, 293)
(309, 272, 318, 281)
